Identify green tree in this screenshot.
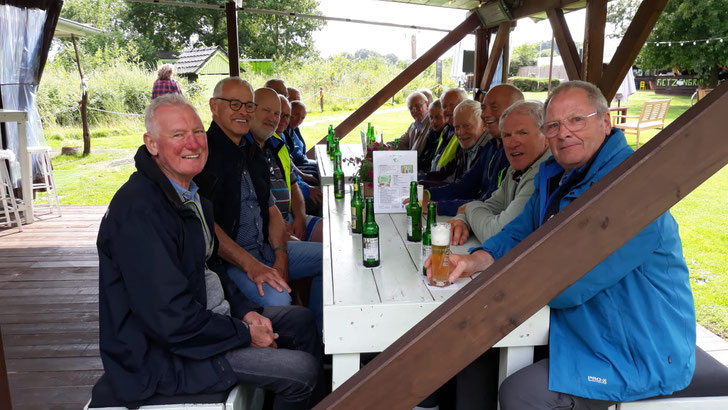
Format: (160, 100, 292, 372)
(609, 0, 728, 86)
(509, 43, 539, 77)
(125, 0, 325, 63)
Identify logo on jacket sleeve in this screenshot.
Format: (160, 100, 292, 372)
(587, 376, 607, 384)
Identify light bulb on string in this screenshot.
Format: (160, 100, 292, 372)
(693, 41, 696, 45)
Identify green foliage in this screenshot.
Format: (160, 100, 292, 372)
(609, 0, 728, 86)
(124, 0, 324, 64)
(507, 76, 560, 92)
(509, 43, 539, 77)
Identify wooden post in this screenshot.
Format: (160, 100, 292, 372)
(582, 0, 606, 83)
(547, 8, 582, 81)
(327, 13, 480, 142)
(599, 0, 669, 101)
(501, 23, 512, 86)
(548, 35, 555, 93)
(0, 327, 11, 410)
(479, 23, 510, 94)
(71, 34, 90, 156)
(473, 27, 490, 100)
(226, 1, 240, 77)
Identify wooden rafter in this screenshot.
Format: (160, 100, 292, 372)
(225, 1, 240, 77)
(501, 23, 511, 86)
(322, 12, 480, 142)
(582, 0, 606, 83)
(313, 81, 728, 410)
(599, 0, 669, 101)
(478, 22, 511, 96)
(547, 8, 582, 81)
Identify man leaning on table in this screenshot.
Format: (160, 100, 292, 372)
(430, 81, 696, 409)
(96, 94, 321, 410)
(448, 100, 550, 245)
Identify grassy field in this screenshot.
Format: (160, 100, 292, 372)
(37, 90, 727, 339)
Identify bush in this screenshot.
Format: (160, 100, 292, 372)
(507, 77, 561, 92)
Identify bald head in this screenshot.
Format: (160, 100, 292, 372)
(250, 87, 281, 145)
(481, 84, 524, 137)
(264, 79, 288, 97)
(441, 88, 469, 126)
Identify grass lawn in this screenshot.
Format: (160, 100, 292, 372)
(38, 90, 727, 339)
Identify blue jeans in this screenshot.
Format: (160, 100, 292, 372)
(227, 241, 323, 333)
(224, 306, 322, 410)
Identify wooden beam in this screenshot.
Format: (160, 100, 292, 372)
(582, 0, 606, 83)
(479, 23, 511, 94)
(547, 8, 582, 81)
(501, 23, 512, 85)
(313, 81, 728, 410)
(599, 0, 668, 101)
(225, 1, 240, 77)
(473, 27, 490, 99)
(0, 327, 11, 410)
(511, 0, 581, 21)
(324, 12, 480, 143)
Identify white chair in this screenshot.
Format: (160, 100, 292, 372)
(0, 149, 22, 232)
(84, 383, 265, 410)
(27, 145, 61, 216)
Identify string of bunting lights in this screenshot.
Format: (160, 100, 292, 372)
(649, 36, 726, 46)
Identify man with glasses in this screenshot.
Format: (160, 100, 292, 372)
(439, 81, 696, 408)
(391, 91, 431, 153)
(196, 77, 297, 325)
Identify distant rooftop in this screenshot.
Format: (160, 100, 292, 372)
(175, 46, 227, 75)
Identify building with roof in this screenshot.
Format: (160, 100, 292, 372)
(174, 46, 232, 93)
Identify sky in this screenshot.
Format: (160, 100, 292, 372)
(312, 0, 619, 62)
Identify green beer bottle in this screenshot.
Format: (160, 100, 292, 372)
(368, 123, 376, 144)
(422, 202, 436, 276)
(350, 176, 364, 234)
(406, 181, 422, 242)
(333, 153, 345, 200)
(326, 125, 333, 155)
(362, 197, 380, 267)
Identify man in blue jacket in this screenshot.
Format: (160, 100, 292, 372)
(97, 94, 320, 409)
(437, 81, 695, 408)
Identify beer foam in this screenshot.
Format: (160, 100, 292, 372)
(431, 224, 450, 246)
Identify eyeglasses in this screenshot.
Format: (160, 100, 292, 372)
(541, 112, 598, 138)
(280, 113, 291, 120)
(215, 97, 257, 113)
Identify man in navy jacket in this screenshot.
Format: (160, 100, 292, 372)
(97, 94, 320, 409)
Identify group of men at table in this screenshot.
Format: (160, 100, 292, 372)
(96, 75, 700, 410)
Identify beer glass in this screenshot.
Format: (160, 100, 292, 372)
(430, 223, 451, 287)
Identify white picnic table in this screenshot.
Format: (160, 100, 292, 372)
(315, 144, 363, 185)
(321, 183, 550, 390)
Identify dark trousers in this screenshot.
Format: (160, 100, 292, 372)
(224, 306, 322, 410)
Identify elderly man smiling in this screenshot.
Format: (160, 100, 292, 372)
(448, 100, 550, 245)
(433, 81, 695, 409)
(96, 94, 321, 409)
(391, 91, 431, 153)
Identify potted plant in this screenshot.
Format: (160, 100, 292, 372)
(345, 139, 399, 197)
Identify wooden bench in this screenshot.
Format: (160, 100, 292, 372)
(613, 99, 671, 148)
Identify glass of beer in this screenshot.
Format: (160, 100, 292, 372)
(430, 223, 451, 287)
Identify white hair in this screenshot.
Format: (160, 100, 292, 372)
(144, 93, 198, 138)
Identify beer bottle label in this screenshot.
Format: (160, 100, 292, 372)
(407, 216, 412, 236)
(422, 245, 431, 275)
(363, 238, 379, 261)
(351, 210, 357, 229)
(336, 178, 344, 194)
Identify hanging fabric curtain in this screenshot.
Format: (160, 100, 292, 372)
(0, 0, 62, 185)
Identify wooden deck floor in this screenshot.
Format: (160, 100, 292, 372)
(1, 206, 105, 410)
(0, 205, 726, 409)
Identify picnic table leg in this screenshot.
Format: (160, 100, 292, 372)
(332, 353, 360, 391)
(498, 346, 534, 386)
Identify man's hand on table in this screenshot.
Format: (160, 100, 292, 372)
(299, 172, 318, 185)
(447, 218, 470, 245)
(243, 311, 278, 348)
(246, 261, 291, 297)
(424, 249, 495, 284)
